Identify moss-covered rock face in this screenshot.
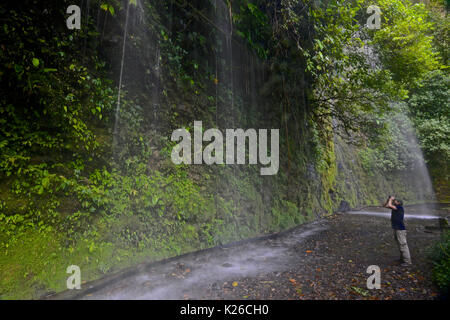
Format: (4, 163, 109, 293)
(333, 136, 422, 209)
(0, 0, 447, 299)
(431, 168, 450, 204)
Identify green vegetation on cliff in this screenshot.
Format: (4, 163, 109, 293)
(0, 0, 448, 298)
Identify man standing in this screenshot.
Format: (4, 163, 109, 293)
(384, 196, 412, 266)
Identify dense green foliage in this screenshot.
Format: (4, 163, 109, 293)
(408, 71, 449, 160)
(430, 231, 450, 295)
(408, 70, 450, 200)
(0, 0, 448, 298)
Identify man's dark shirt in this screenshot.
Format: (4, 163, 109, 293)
(391, 205, 406, 230)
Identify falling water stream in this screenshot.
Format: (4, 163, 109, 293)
(107, 0, 437, 244)
(113, 0, 131, 142)
(394, 108, 436, 204)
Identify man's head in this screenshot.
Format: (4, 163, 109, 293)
(393, 199, 403, 206)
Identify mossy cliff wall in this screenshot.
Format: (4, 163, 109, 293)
(333, 135, 437, 209)
(0, 0, 440, 299)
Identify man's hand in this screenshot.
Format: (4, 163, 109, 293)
(387, 196, 397, 210)
(384, 196, 397, 209)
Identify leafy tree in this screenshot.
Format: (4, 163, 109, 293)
(408, 70, 450, 165)
(370, 0, 441, 85)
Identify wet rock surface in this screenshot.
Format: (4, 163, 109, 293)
(58, 205, 448, 300)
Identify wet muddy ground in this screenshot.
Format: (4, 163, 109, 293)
(52, 205, 448, 300)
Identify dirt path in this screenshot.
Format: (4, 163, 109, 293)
(52, 205, 448, 300)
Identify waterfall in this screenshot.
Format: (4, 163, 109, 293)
(113, 0, 131, 149)
(333, 104, 436, 207)
(391, 104, 436, 204)
(110, 0, 161, 159)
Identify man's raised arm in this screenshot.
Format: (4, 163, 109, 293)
(384, 196, 397, 210)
